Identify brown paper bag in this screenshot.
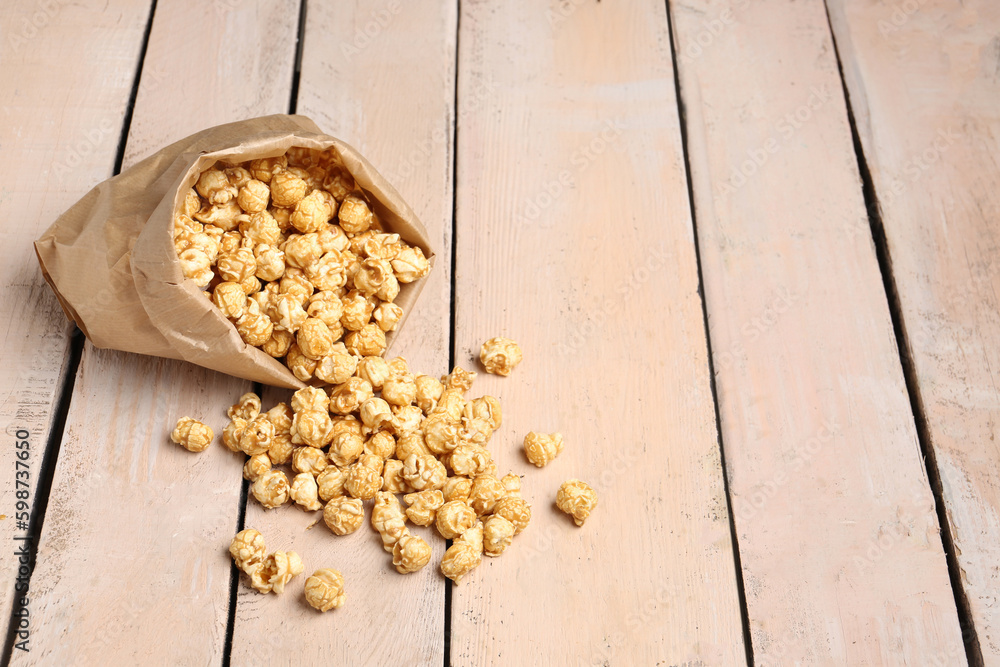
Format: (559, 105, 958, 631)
(34, 115, 433, 389)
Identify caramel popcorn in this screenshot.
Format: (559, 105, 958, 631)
(316, 465, 348, 502)
(373, 302, 403, 332)
(338, 194, 373, 233)
(469, 474, 506, 516)
(328, 431, 364, 468)
(170, 417, 213, 453)
(213, 282, 248, 320)
(356, 355, 390, 389)
(252, 469, 290, 509)
(402, 453, 447, 492)
(394, 431, 431, 461)
(268, 434, 294, 466)
(414, 375, 444, 413)
(345, 323, 386, 357)
(178, 248, 213, 287)
(392, 405, 424, 434)
(381, 459, 411, 494)
(404, 489, 444, 527)
(359, 397, 393, 431)
(243, 452, 272, 482)
(304, 568, 346, 612)
(270, 170, 309, 207)
(443, 476, 472, 503)
(466, 395, 502, 431)
(323, 496, 365, 535)
(291, 408, 333, 448)
(222, 417, 246, 453)
(290, 191, 335, 233)
(235, 301, 273, 346)
(483, 515, 515, 557)
(229, 528, 266, 572)
(344, 461, 381, 500)
(256, 550, 304, 595)
(500, 473, 521, 497)
(371, 491, 409, 553)
(493, 495, 531, 535)
(286, 343, 318, 381)
(240, 210, 281, 246)
(239, 416, 275, 456)
(391, 245, 430, 283)
(196, 168, 237, 205)
(556, 479, 597, 526)
(291, 386, 329, 413)
(440, 522, 483, 585)
(290, 472, 323, 511)
(432, 389, 466, 421)
(524, 431, 564, 468)
(435, 500, 477, 540)
(341, 291, 374, 332)
(421, 413, 460, 456)
(392, 534, 432, 574)
(479, 337, 523, 376)
(364, 430, 396, 459)
(382, 374, 416, 407)
(448, 444, 492, 478)
(248, 155, 287, 183)
(237, 179, 270, 213)
(292, 446, 328, 476)
(330, 377, 374, 415)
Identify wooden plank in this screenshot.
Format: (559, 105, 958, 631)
(229, 1, 456, 664)
(669, 0, 967, 663)
(827, 0, 1000, 660)
(19, 0, 299, 663)
(0, 0, 152, 650)
(448, 1, 746, 664)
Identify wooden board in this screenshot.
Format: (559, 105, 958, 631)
(448, 0, 747, 663)
(0, 0, 153, 648)
(669, 0, 967, 662)
(229, 1, 456, 663)
(18, 0, 300, 663)
(826, 0, 1000, 660)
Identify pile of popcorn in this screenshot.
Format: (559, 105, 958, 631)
(172, 146, 430, 378)
(168, 156, 600, 611)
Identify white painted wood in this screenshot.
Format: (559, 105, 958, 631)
(0, 0, 152, 650)
(19, 0, 299, 662)
(448, 0, 747, 663)
(827, 0, 1000, 660)
(230, 2, 456, 664)
(670, 0, 967, 662)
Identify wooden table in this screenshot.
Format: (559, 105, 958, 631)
(2, 0, 997, 664)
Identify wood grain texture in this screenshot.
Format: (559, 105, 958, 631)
(449, 1, 746, 664)
(670, 0, 967, 663)
(19, 0, 299, 663)
(0, 0, 152, 646)
(230, 1, 456, 664)
(827, 0, 1000, 660)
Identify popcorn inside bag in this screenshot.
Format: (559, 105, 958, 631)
(34, 115, 434, 388)
(174, 146, 431, 385)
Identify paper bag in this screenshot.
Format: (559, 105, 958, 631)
(34, 115, 433, 389)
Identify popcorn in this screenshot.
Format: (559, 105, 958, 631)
(364, 430, 396, 459)
(292, 446, 328, 476)
(345, 323, 387, 357)
(465, 396, 502, 430)
(435, 500, 476, 540)
(304, 568, 346, 612)
(291, 386, 329, 413)
(217, 248, 257, 283)
(381, 374, 416, 407)
(290, 472, 323, 511)
(252, 469, 290, 508)
(371, 491, 408, 553)
(243, 452, 272, 482)
(341, 291, 375, 331)
(264, 402, 293, 435)
(196, 168, 237, 205)
(337, 194, 373, 233)
(483, 515, 515, 557)
(237, 179, 270, 213)
(270, 170, 309, 207)
(316, 466, 348, 502)
(381, 459, 410, 494)
(229, 529, 266, 572)
(391, 245, 430, 283)
(248, 155, 287, 183)
(442, 476, 472, 503)
(442, 366, 477, 394)
(328, 431, 364, 467)
(290, 408, 333, 448)
(404, 490, 444, 527)
(448, 444, 493, 477)
(256, 550, 304, 594)
(239, 210, 281, 245)
(493, 495, 531, 535)
(414, 375, 444, 414)
(296, 317, 336, 360)
(323, 496, 365, 535)
(344, 460, 382, 500)
(290, 190, 335, 233)
(212, 282, 248, 320)
(356, 355, 390, 389)
(359, 397, 393, 431)
(401, 453, 447, 492)
(479, 337, 523, 376)
(170, 417, 213, 453)
(222, 418, 246, 453)
(392, 534, 432, 574)
(524, 431, 564, 468)
(469, 474, 506, 516)
(238, 416, 274, 456)
(556, 479, 597, 526)
(373, 302, 403, 332)
(440, 522, 483, 585)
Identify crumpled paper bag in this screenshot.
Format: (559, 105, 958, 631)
(34, 114, 433, 389)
